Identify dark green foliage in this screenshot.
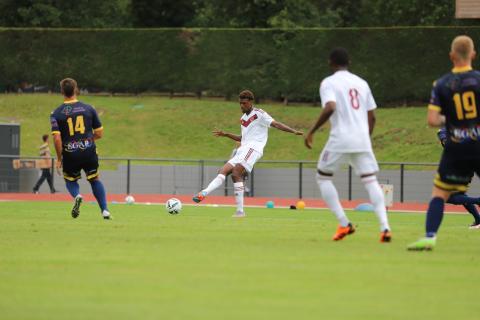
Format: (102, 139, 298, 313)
(1, 27, 479, 104)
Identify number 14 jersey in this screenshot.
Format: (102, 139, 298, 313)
(319, 70, 377, 153)
(50, 100, 102, 154)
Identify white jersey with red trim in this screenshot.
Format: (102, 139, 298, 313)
(240, 107, 274, 154)
(320, 70, 376, 152)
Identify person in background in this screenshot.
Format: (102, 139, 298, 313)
(33, 134, 56, 194)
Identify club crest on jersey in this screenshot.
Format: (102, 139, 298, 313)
(62, 105, 73, 115)
(241, 114, 258, 127)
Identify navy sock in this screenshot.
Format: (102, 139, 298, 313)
(425, 197, 445, 238)
(448, 193, 480, 205)
(65, 180, 80, 198)
(463, 204, 480, 224)
(89, 179, 108, 212)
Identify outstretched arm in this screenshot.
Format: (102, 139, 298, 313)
(270, 121, 303, 135)
(304, 101, 335, 149)
(213, 129, 241, 142)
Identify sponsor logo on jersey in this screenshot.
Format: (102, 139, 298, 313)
(64, 138, 94, 152)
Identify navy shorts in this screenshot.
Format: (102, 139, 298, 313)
(435, 142, 480, 192)
(62, 149, 99, 182)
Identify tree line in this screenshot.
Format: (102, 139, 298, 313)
(0, 0, 478, 28)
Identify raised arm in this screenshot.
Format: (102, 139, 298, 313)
(213, 129, 241, 142)
(304, 102, 335, 149)
(270, 121, 303, 135)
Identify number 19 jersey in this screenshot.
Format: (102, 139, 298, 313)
(429, 67, 480, 144)
(320, 70, 376, 153)
(50, 100, 102, 154)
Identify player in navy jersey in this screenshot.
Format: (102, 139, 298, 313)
(437, 128, 480, 228)
(408, 36, 480, 250)
(50, 78, 111, 219)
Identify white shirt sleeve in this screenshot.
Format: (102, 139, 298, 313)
(320, 80, 336, 108)
(261, 111, 274, 127)
(366, 85, 377, 111)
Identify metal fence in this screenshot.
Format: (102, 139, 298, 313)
(2, 154, 480, 203)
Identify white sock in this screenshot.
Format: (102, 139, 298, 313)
(102, 210, 110, 217)
(316, 174, 349, 227)
(203, 174, 226, 195)
(362, 176, 390, 231)
(233, 182, 244, 213)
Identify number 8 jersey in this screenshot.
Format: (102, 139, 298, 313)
(319, 70, 377, 152)
(429, 66, 480, 144)
(50, 99, 102, 154)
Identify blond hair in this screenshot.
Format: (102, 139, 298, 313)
(451, 35, 475, 60)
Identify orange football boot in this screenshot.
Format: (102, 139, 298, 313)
(332, 223, 355, 241)
(380, 229, 392, 242)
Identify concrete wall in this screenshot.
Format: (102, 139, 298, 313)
(25, 162, 480, 203)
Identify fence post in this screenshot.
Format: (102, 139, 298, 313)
(126, 159, 131, 195)
(400, 163, 404, 203)
(199, 160, 205, 190)
(51, 157, 55, 187)
(348, 165, 352, 201)
(224, 175, 228, 196)
(299, 162, 303, 199)
(250, 168, 254, 197)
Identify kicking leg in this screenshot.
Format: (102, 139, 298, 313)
(193, 163, 233, 203)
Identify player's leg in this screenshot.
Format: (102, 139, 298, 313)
(231, 164, 247, 217)
(62, 157, 83, 218)
(408, 151, 469, 250)
(85, 154, 110, 219)
(447, 192, 480, 205)
(462, 204, 480, 228)
(316, 150, 354, 240)
(447, 192, 480, 227)
(352, 152, 391, 242)
(193, 163, 233, 203)
(229, 148, 261, 217)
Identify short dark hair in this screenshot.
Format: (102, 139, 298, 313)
(60, 78, 78, 98)
(42, 134, 49, 142)
(239, 90, 254, 101)
(329, 47, 349, 67)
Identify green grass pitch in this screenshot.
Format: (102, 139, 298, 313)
(0, 201, 478, 320)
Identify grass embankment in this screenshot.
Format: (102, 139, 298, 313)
(0, 94, 439, 162)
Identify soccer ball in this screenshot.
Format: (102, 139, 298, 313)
(125, 195, 135, 205)
(166, 198, 182, 214)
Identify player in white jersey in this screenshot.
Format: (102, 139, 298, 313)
(193, 90, 303, 217)
(304, 48, 391, 242)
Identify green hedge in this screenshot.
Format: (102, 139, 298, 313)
(1, 27, 480, 104)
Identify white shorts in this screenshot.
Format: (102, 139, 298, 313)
(317, 149, 379, 176)
(228, 146, 262, 172)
